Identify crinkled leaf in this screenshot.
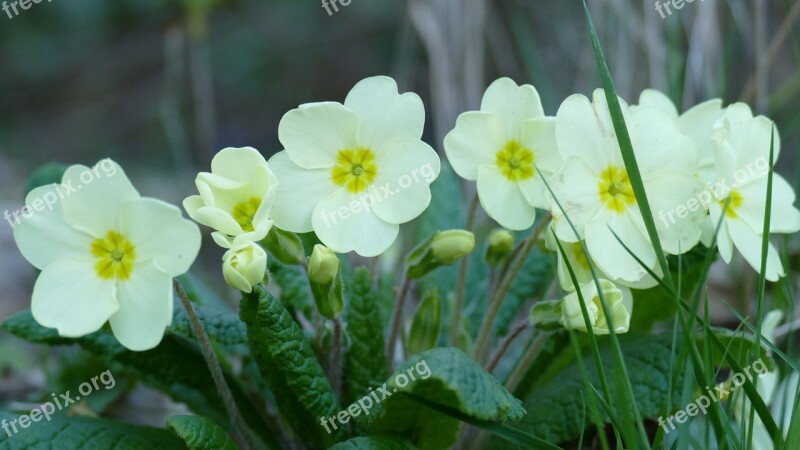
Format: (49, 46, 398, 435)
(167, 415, 238, 450)
(240, 285, 340, 449)
(170, 304, 247, 353)
(269, 260, 314, 319)
(328, 435, 417, 450)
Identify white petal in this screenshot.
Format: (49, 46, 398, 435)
(678, 99, 723, 175)
(371, 140, 441, 224)
(13, 184, 95, 270)
(728, 219, 784, 281)
(269, 151, 336, 233)
(736, 174, 800, 235)
(344, 76, 425, 148)
(631, 107, 698, 178)
(476, 165, 536, 231)
(120, 198, 202, 277)
(109, 261, 173, 351)
(443, 111, 506, 180)
(556, 93, 619, 170)
(31, 258, 118, 337)
(548, 158, 603, 240)
(636, 89, 678, 118)
(480, 78, 544, 136)
(585, 213, 656, 284)
(210, 147, 272, 189)
(183, 194, 243, 237)
(60, 160, 140, 237)
(646, 173, 705, 254)
(278, 102, 360, 169)
(311, 188, 399, 257)
(518, 118, 562, 209)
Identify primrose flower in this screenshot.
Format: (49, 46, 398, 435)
(13, 159, 201, 351)
(221, 241, 268, 294)
(183, 147, 278, 247)
(443, 78, 562, 230)
(548, 90, 704, 285)
(559, 279, 632, 335)
(268, 76, 441, 257)
(708, 104, 800, 281)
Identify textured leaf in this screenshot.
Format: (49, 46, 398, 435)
(269, 260, 314, 319)
(1, 311, 277, 450)
(167, 415, 238, 450)
(508, 333, 683, 446)
(343, 267, 388, 404)
(0, 411, 185, 450)
(328, 435, 417, 450)
(240, 285, 340, 449)
(170, 303, 248, 353)
(359, 348, 525, 450)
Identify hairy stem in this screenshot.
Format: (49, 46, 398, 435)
(504, 331, 550, 393)
(451, 194, 480, 346)
(486, 321, 529, 373)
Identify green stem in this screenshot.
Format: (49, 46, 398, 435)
(173, 280, 256, 450)
(472, 216, 549, 363)
(450, 194, 480, 346)
(330, 317, 343, 400)
(485, 321, 529, 373)
(386, 276, 412, 370)
(504, 331, 549, 393)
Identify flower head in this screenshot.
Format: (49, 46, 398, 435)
(183, 147, 278, 247)
(444, 78, 563, 230)
(269, 76, 441, 257)
(559, 279, 632, 335)
(222, 241, 268, 293)
(13, 159, 201, 351)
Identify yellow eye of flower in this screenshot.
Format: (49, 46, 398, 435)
(718, 190, 744, 218)
(91, 231, 136, 281)
(598, 166, 635, 213)
(331, 148, 378, 193)
(496, 140, 535, 181)
(232, 197, 262, 232)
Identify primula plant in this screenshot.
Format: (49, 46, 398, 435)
(3, 3, 800, 450)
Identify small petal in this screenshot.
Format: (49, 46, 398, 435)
(371, 140, 441, 224)
(476, 165, 536, 231)
(636, 89, 678, 118)
(109, 261, 173, 351)
(269, 151, 337, 233)
(443, 111, 506, 180)
(728, 219, 784, 281)
(480, 78, 545, 136)
(278, 102, 360, 169)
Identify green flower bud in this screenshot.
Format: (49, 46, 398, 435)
(559, 279, 632, 335)
(431, 230, 475, 265)
(408, 289, 442, 355)
(261, 227, 305, 265)
(222, 242, 268, 293)
(485, 229, 514, 267)
(308, 245, 344, 319)
(308, 244, 340, 286)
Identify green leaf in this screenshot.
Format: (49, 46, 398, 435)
(493, 247, 553, 336)
(359, 348, 525, 450)
(240, 285, 340, 449)
(269, 260, 314, 319)
(167, 415, 238, 450)
(170, 304, 248, 353)
(0, 411, 185, 449)
(509, 333, 682, 445)
(343, 267, 388, 405)
(328, 435, 417, 450)
(1, 311, 277, 450)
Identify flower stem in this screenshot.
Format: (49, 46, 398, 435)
(471, 216, 549, 363)
(485, 321, 529, 373)
(504, 331, 549, 393)
(330, 317, 343, 399)
(450, 194, 480, 346)
(386, 276, 412, 370)
(173, 280, 256, 450)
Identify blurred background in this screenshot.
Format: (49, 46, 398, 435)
(1, 0, 798, 427)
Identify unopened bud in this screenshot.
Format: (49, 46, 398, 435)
(262, 227, 305, 265)
(308, 245, 344, 319)
(222, 242, 268, 293)
(559, 279, 632, 335)
(431, 230, 475, 265)
(408, 289, 442, 355)
(308, 244, 340, 286)
(485, 229, 514, 267)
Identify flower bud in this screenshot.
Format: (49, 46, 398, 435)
(262, 227, 305, 265)
(559, 279, 632, 335)
(408, 289, 442, 355)
(431, 230, 475, 265)
(222, 241, 268, 293)
(308, 244, 340, 286)
(485, 229, 514, 267)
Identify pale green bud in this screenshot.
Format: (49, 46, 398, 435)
(308, 245, 344, 319)
(408, 289, 442, 355)
(261, 227, 305, 265)
(308, 244, 340, 286)
(431, 230, 475, 265)
(559, 279, 632, 335)
(485, 229, 514, 267)
(222, 242, 268, 293)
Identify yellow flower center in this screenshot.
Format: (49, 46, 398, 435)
(496, 140, 534, 181)
(91, 231, 136, 281)
(718, 190, 744, 218)
(598, 166, 635, 213)
(232, 197, 262, 232)
(331, 148, 378, 193)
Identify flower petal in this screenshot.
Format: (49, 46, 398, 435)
(109, 261, 173, 351)
(636, 89, 678, 118)
(556, 93, 620, 170)
(344, 76, 425, 148)
(269, 151, 337, 233)
(311, 188, 399, 257)
(278, 102, 360, 169)
(728, 219, 784, 281)
(121, 198, 202, 277)
(31, 258, 118, 337)
(476, 165, 536, 231)
(736, 174, 800, 235)
(585, 212, 656, 284)
(13, 184, 95, 270)
(480, 78, 544, 136)
(443, 111, 506, 180)
(371, 140, 440, 224)
(548, 158, 603, 240)
(60, 159, 140, 237)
